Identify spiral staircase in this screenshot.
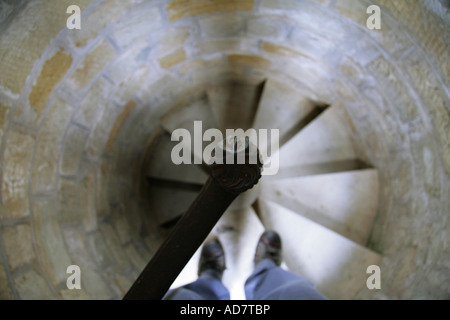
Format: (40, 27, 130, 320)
(144, 78, 381, 300)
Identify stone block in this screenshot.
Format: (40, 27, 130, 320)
(377, 108, 407, 153)
(335, 0, 369, 26)
(104, 100, 136, 154)
(385, 247, 418, 296)
(357, 121, 389, 163)
(100, 224, 131, 271)
(106, 41, 152, 84)
(113, 113, 148, 152)
(140, 74, 178, 103)
(227, 54, 271, 68)
(85, 101, 119, 159)
(114, 65, 151, 104)
(113, 5, 163, 48)
(112, 273, 133, 296)
(338, 56, 366, 86)
(262, 41, 312, 60)
(59, 288, 90, 300)
(282, 59, 330, 95)
(60, 124, 88, 176)
(32, 198, 73, 286)
(261, 0, 330, 10)
(155, 26, 191, 54)
(96, 158, 112, 219)
(197, 39, 245, 54)
(260, 0, 303, 10)
(166, 0, 254, 22)
(70, 0, 135, 48)
(158, 48, 187, 69)
(370, 20, 413, 58)
(411, 140, 441, 198)
(144, 233, 160, 257)
(0, 264, 14, 299)
(86, 231, 115, 271)
(125, 244, 147, 272)
(178, 58, 225, 77)
(191, 67, 246, 86)
(74, 78, 112, 128)
(112, 207, 132, 245)
(342, 32, 381, 67)
(0, 1, 17, 27)
(58, 178, 81, 226)
(2, 224, 35, 271)
(0, 0, 90, 94)
(69, 41, 116, 92)
(275, 1, 347, 43)
(28, 50, 73, 124)
(198, 14, 245, 38)
(14, 269, 55, 299)
(32, 97, 73, 194)
(80, 171, 97, 232)
(367, 56, 419, 123)
(0, 100, 11, 143)
(63, 228, 113, 299)
(289, 27, 335, 59)
(404, 50, 450, 173)
(1, 129, 34, 219)
(427, 104, 450, 174)
(389, 152, 414, 203)
(246, 15, 288, 39)
(113, 145, 139, 181)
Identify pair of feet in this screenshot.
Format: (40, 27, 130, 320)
(198, 230, 282, 278)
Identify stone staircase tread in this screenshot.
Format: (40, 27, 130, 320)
(266, 159, 371, 180)
(257, 199, 382, 300)
(160, 98, 218, 165)
(252, 78, 317, 144)
(207, 81, 264, 131)
(277, 105, 357, 168)
(146, 132, 209, 185)
(260, 168, 379, 246)
(147, 183, 199, 225)
(160, 97, 218, 133)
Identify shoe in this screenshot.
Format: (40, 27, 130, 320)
(254, 230, 282, 266)
(198, 237, 226, 278)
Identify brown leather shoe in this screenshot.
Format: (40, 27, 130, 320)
(254, 230, 282, 266)
(198, 237, 226, 278)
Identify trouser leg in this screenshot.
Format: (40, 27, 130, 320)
(244, 259, 327, 300)
(164, 270, 230, 300)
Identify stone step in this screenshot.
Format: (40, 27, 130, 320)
(160, 97, 218, 133)
(207, 81, 264, 131)
(276, 105, 357, 169)
(147, 177, 200, 227)
(252, 78, 324, 147)
(160, 97, 218, 165)
(145, 131, 208, 185)
(265, 159, 371, 181)
(260, 169, 379, 246)
(256, 199, 382, 300)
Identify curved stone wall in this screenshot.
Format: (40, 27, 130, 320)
(0, 0, 448, 299)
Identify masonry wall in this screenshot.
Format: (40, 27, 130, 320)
(0, 0, 448, 299)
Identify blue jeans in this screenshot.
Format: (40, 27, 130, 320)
(164, 259, 327, 300)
